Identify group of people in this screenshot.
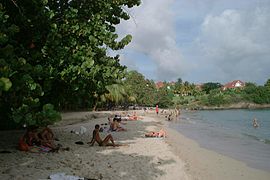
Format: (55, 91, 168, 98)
(19, 126, 59, 152)
(89, 112, 166, 147)
(19, 110, 166, 151)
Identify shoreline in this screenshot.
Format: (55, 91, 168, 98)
(184, 102, 270, 110)
(162, 117, 270, 180)
(1, 110, 269, 180)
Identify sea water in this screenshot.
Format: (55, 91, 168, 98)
(170, 109, 270, 171)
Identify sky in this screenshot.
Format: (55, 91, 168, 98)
(116, 0, 270, 85)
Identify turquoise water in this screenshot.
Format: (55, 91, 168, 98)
(170, 109, 270, 171)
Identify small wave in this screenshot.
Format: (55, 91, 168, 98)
(242, 133, 260, 141)
(264, 139, 270, 144)
(242, 133, 270, 144)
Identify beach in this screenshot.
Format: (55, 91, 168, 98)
(0, 110, 270, 180)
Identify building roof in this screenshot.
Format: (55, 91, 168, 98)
(155, 81, 164, 89)
(222, 80, 245, 90)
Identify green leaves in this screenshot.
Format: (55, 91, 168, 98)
(0, 77, 12, 91)
(0, 0, 141, 128)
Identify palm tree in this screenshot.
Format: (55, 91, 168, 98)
(101, 83, 127, 104)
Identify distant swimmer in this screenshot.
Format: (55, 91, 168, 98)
(253, 118, 259, 128)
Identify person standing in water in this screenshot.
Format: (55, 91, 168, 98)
(253, 118, 259, 128)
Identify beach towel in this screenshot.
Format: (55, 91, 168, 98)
(80, 126, 87, 134)
(49, 173, 84, 180)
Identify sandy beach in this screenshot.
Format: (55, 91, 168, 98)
(0, 110, 270, 180)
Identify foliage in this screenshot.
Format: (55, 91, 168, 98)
(201, 82, 222, 94)
(156, 85, 174, 108)
(99, 83, 127, 109)
(123, 70, 157, 106)
(207, 93, 226, 106)
(243, 84, 270, 104)
(264, 79, 270, 89)
(0, 0, 140, 128)
(12, 104, 61, 127)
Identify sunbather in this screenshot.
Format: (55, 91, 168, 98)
(88, 124, 116, 147)
(145, 129, 166, 138)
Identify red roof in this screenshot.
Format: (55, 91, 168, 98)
(156, 81, 164, 89)
(222, 80, 245, 90)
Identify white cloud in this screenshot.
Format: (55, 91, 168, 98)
(118, 0, 191, 81)
(117, 0, 270, 84)
(196, 6, 270, 83)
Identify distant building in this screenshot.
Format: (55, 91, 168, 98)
(222, 80, 245, 90)
(155, 81, 176, 89)
(155, 81, 164, 89)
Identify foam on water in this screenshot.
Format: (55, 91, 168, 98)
(170, 109, 270, 171)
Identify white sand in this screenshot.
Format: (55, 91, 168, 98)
(0, 111, 189, 180)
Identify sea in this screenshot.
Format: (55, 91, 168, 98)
(170, 109, 270, 171)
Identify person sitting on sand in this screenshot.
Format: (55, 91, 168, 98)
(23, 126, 42, 146)
(19, 126, 51, 152)
(111, 118, 127, 131)
(145, 129, 166, 138)
(88, 124, 116, 147)
(38, 126, 57, 149)
(253, 118, 259, 128)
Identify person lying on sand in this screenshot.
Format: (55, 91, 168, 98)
(88, 124, 116, 147)
(121, 112, 143, 121)
(145, 129, 166, 138)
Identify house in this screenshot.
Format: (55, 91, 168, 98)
(222, 80, 245, 91)
(155, 81, 164, 89)
(155, 81, 175, 89)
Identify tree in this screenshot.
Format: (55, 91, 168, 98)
(243, 83, 270, 104)
(265, 79, 270, 89)
(201, 82, 222, 94)
(176, 78, 182, 85)
(157, 85, 173, 108)
(123, 71, 157, 106)
(100, 83, 127, 109)
(0, 0, 141, 128)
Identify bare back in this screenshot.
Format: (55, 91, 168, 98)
(93, 129, 102, 145)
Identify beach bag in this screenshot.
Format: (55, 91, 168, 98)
(18, 137, 29, 151)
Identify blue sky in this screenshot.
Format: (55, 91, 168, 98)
(117, 0, 270, 85)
